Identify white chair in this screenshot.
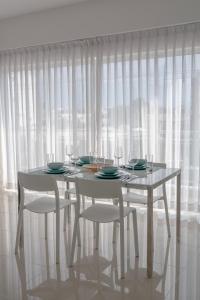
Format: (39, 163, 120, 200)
(15, 172, 75, 264)
(123, 162, 171, 237)
(69, 178, 139, 279)
(65, 158, 114, 206)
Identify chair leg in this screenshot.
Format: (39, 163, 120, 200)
(127, 202, 130, 230)
(56, 209, 60, 264)
(15, 209, 23, 254)
(119, 219, 125, 279)
(95, 223, 99, 250)
(45, 213, 48, 240)
(82, 196, 85, 209)
(92, 197, 95, 205)
(63, 207, 67, 231)
(112, 221, 117, 243)
(65, 181, 72, 224)
(163, 184, 171, 238)
(77, 222, 81, 246)
(112, 200, 118, 243)
(64, 205, 71, 231)
(132, 210, 139, 257)
(69, 217, 79, 267)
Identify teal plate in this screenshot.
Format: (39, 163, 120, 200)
(71, 161, 84, 166)
(95, 173, 121, 179)
(134, 166, 146, 170)
(44, 168, 66, 174)
(125, 165, 134, 170)
(98, 171, 119, 177)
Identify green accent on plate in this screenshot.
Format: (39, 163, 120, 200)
(129, 159, 146, 165)
(134, 165, 146, 170)
(44, 168, 66, 174)
(95, 172, 121, 179)
(98, 171, 119, 176)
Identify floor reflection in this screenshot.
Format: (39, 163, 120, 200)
(16, 227, 174, 300)
(0, 191, 199, 300)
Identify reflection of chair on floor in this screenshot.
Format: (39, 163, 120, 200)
(16, 245, 123, 300)
(15, 238, 78, 300)
(116, 238, 171, 299)
(72, 243, 118, 289)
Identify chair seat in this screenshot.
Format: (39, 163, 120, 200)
(123, 192, 162, 205)
(81, 204, 135, 223)
(25, 196, 71, 214)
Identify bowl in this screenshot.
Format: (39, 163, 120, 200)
(47, 162, 64, 170)
(79, 156, 94, 164)
(101, 166, 118, 174)
(129, 159, 146, 166)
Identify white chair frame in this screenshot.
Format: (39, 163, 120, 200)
(64, 158, 114, 207)
(69, 178, 139, 279)
(15, 172, 76, 264)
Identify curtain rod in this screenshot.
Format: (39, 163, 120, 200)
(1, 20, 200, 54)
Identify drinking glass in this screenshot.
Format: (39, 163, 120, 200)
(71, 155, 79, 169)
(89, 152, 94, 164)
(96, 156, 105, 171)
(145, 154, 153, 172)
(65, 145, 73, 164)
(114, 148, 123, 167)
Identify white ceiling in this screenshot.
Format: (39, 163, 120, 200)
(0, 0, 89, 20)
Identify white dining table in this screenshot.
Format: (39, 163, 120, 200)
(18, 165, 181, 278)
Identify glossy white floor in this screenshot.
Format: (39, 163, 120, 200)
(0, 189, 200, 300)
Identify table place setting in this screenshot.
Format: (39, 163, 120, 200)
(95, 166, 120, 179)
(94, 166, 139, 183)
(43, 161, 81, 176)
(22, 149, 181, 279)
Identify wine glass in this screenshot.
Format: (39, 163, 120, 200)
(145, 154, 154, 172)
(65, 145, 73, 164)
(114, 148, 123, 167)
(71, 147, 80, 169)
(71, 155, 79, 169)
(96, 156, 105, 171)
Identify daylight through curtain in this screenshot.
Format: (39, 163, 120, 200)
(0, 23, 200, 211)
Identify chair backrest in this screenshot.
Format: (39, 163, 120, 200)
(75, 178, 122, 200)
(18, 172, 58, 192)
(75, 178, 125, 225)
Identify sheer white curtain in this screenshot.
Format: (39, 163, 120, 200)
(0, 23, 200, 211)
(0, 43, 98, 186)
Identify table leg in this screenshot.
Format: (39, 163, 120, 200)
(176, 173, 181, 242)
(17, 179, 24, 247)
(147, 188, 154, 278)
(66, 181, 71, 223)
(56, 198, 60, 264)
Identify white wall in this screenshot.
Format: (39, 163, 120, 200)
(0, 0, 200, 50)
